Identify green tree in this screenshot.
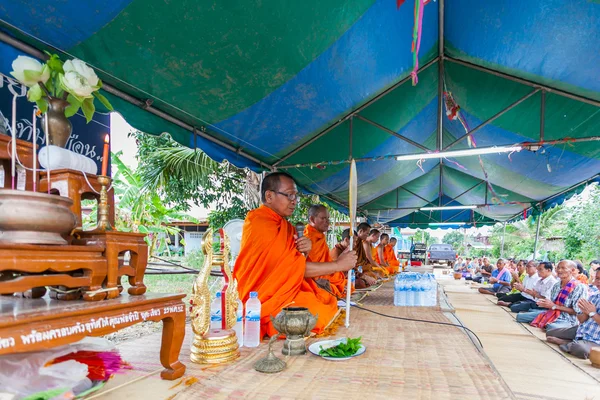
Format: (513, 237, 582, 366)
(133, 131, 260, 229)
(488, 204, 567, 260)
(563, 185, 600, 263)
(442, 230, 465, 254)
(413, 229, 431, 245)
(93, 151, 197, 256)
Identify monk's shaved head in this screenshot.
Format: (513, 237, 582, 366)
(341, 228, 356, 240)
(357, 222, 371, 232)
(369, 229, 380, 235)
(261, 172, 295, 203)
(380, 233, 389, 240)
(390, 237, 397, 243)
(308, 204, 327, 218)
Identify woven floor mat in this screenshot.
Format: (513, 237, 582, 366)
(172, 305, 513, 400)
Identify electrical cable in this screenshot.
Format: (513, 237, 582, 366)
(321, 281, 484, 349)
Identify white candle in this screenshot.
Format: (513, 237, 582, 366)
(44, 114, 50, 193)
(32, 109, 37, 192)
(11, 94, 17, 190)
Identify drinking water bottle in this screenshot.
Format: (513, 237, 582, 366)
(234, 298, 244, 347)
(350, 269, 356, 291)
(394, 275, 400, 306)
(244, 291, 261, 347)
(210, 292, 222, 330)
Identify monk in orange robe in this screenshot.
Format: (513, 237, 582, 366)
(353, 223, 382, 288)
(330, 228, 352, 261)
(374, 233, 394, 275)
(304, 204, 348, 298)
(385, 237, 401, 274)
(367, 229, 389, 277)
(234, 172, 357, 338)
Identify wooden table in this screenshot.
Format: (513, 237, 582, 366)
(0, 293, 187, 380)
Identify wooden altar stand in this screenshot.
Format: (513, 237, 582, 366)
(0, 293, 187, 380)
(39, 168, 116, 228)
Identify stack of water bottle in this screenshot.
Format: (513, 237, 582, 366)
(210, 291, 262, 347)
(393, 272, 437, 307)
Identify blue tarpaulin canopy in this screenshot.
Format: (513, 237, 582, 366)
(1, 0, 599, 227)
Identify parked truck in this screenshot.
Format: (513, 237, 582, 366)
(427, 244, 457, 267)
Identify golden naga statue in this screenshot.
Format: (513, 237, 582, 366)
(190, 228, 240, 364)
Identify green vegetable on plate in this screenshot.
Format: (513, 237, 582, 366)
(318, 337, 362, 358)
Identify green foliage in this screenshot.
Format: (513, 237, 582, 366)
(413, 229, 431, 245)
(133, 131, 257, 230)
(442, 230, 465, 253)
(563, 185, 600, 263)
(110, 151, 197, 256)
(319, 337, 362, 358)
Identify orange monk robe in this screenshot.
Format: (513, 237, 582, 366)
(355, 238, 383, 279)
(234, 206, 338, 338)
(304, 224, 349, 298)
(371, 245, 390, 277)
(384, 244, 400, 274)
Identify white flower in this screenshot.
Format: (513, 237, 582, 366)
(60, 71, 96, 98)
(10, 56, 50, 87)
(63, 59, 99, 87)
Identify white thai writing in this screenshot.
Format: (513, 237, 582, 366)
(0, 336, 15, 349)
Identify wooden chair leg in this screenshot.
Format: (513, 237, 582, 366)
(159, 311, 186, 380)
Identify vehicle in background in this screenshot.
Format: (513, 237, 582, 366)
(409, 243, 427, 266)
(427, 244, 457, 267)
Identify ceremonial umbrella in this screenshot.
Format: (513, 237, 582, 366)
(345, 159, 357, 328)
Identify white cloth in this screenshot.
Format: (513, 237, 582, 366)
(521, 273, 540, 301)
(534, 275, 558, 299)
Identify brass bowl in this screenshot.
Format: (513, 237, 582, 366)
(0, 189, 76, 245)
(453, 272, 463, 280)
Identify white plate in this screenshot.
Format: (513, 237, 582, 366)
(308, 338, 366, 361)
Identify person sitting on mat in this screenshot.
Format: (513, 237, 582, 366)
(517, 260, 588, 331)
(510, 261, 557, 313)
(478, 259, 512, 296)
(546, 267, 600, 359)
(473, 257, 493, 283)
(497, 260, 539, 307)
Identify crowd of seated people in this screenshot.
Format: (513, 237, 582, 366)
(470, 256, 600, 360)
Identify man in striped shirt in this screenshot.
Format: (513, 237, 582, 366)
(546, 268, 600, 359)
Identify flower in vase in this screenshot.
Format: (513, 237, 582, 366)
(60, 70, 97, 98)
(10, 56, 50, 87)
(63, 59, 100, 92)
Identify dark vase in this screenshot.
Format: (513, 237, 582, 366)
(41, 97, 72, 148)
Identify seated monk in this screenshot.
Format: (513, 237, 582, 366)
(385, 237, 401, 274)
(374, 233, 391, 275)
(353, 223, 382, 288)
(367, 229, 389, 277)
(304, 204, 349, 298)
(233, 172, 357, 338)
(330, 228, 353, 261)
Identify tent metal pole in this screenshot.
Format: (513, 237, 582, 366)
(354, 115, 429, 151)
(500, 222, 506, 258)
(277, 136, 600, 169)
(443, 180, 486, 205)
(505, 173, 600, 222)
(445, 89, 540, 150)
(437, 0, 445, 152)
(532, 212, 542, 259)
(540, 90, 546, 142)
(445, 57, 600, 108)
(272, 57, 439, 166)
(0, 30, 272, 170)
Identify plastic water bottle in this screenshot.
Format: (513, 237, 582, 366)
(210, 292, 222, 330)
(244, 292, 261, 347)
(414, 276, 423, 306)
(406, 278, 414, 306)
(350, 269, 356, 291)
(394, 275, 401, 306)
(234, 299, 244, 347)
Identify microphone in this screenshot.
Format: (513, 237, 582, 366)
(295, 223, 305, 238)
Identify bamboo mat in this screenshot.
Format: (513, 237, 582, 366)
(170, 295, 513, 399)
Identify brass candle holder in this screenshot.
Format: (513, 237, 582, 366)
(96, 175, 113, 231)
